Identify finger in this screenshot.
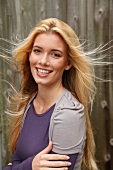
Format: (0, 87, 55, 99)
(41, 154, 70, 161)
(40, 141, 53, 155)
(48, 161, 71, 167)
(40, 160, 71, 167)
(41, 168, 68, 170)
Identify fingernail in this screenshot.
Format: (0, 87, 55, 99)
(68, 162, 71, 165)
(66, 156, 70, 159)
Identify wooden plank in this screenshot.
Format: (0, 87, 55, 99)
(87, 0, 95, 43)
(18, 0, 36, 37)
(109, 0, 113, 168)
(93, 0, 110, 169)
(0, 0, 10, 167)
(0, 0, 2, 38)
(5, 0, 17, 40)
(0, 133, 2, 170)
(0, 0, 9, 39)
(35, 0, 67, 27)
(46, 0, 67, 21)
(67, 0, 79, 34)
(13, 0, 23, 38)
(35, 0, 46, 23)
(78, 0, 87, 40)
(0, 0, 19, 166)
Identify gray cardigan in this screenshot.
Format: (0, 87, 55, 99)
(21, 88, 86, 170)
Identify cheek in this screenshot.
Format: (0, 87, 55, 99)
(29, 54, 35, 66)
(57, 59, 68, 69)
(54, 60, 67, 72)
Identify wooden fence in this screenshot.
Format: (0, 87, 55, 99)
(0, 0, 113, 169)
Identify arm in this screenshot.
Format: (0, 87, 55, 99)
(32, 142, 71, 170)
(50, 151, 78, 170)
(49, 99, 86, 170)
(67, 153, 78, 170)
(9, 142, 71, 170)
(2, 154, 34, 170)
(12, 151, 34, 170)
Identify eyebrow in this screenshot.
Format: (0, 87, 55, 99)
(33, 45, 63, 54)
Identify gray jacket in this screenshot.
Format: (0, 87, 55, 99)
(21, 88, 86, 170)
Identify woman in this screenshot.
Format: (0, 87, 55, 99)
(3, 18, 98, 170)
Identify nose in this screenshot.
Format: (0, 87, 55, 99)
(38, 53, 49, 66)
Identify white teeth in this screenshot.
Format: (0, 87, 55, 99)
(38, 69, 49, 74)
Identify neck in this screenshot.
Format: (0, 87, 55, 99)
(35, 84, 64, 108)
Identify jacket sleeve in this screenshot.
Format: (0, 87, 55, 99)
(11, 151, 34, 170)
(50, 99, 86, 154)
(51, 150, 78, 170)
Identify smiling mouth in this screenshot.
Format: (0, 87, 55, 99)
(37, 68, 52, 74)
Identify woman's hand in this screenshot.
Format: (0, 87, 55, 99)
(32, 141, 71, 170)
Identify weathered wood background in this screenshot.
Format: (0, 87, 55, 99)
(0, 0, 113, 170)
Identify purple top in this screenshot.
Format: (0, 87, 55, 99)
(3, 100, 78, 170)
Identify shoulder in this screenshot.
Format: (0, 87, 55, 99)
(49, 89, 86, 154)
(54, 88, 85, 120)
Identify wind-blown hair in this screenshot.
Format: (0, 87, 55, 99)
(5, 18, 98, 170)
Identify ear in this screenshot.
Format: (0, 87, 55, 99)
(65, 61, 72, 70)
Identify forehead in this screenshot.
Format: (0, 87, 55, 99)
(33, 32, 67, 50)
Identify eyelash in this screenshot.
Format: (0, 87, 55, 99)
(33, 49, 41, 53)
(33, 49, 61, 58)
(51, 53, 61, 58)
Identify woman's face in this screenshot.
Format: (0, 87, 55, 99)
(29, 32, 71, 88)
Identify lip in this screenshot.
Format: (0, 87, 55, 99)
(35, 67, 53, 77)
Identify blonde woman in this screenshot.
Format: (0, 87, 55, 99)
(3, 18, 98, 170)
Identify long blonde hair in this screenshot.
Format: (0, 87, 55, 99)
(6, 18, 98, 170)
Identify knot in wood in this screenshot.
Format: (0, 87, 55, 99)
(74, 15, 78, 21)
(98, 8, 104, 18)
(104, 153, 111, 162)
(101, 100, 108, 109)
(110, 138, 113, 146)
